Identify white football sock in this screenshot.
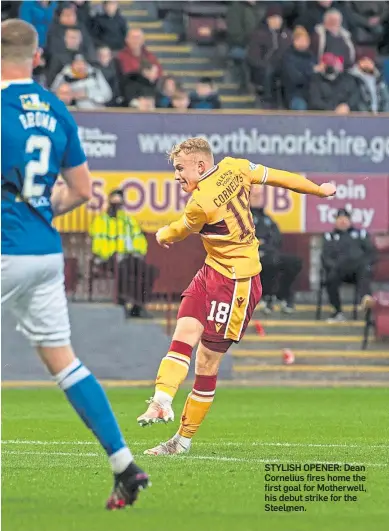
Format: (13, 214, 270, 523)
(109, 447, 133, 474)
(174, 433, 191, 450)
(154, 390, 173, 407)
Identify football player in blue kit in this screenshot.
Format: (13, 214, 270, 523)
(1, 19, 149, 510)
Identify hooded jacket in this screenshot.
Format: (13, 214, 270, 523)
(51, 62, 112, 108)
(311, 23, 355, 69)
(309, 70, 360, 111)
(350, 65, 389, 113)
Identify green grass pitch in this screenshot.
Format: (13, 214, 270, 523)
(2, 387, 389, 531)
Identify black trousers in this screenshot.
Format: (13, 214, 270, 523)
(324, 262, 372, 313)
(93, 254, 158, 308)
(117, 255, 159, 308)
(260, 253, 302, 304)
(249, 63, 279, 103)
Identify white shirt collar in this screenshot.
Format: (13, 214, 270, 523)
(198, 164, 218, 182)
(1, 78, 34, 88)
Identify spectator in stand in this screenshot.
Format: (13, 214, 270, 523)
(117, 28, 163, 78)
(123, 62, 159, 107)
(282, 1, 306, 28)
(310, 8, 355, 69)
(96, 46, 123, 106)
(54, 82, 73, 105)
(19, 1, 57, 49)
(309, 52, 359, 113)
(296, 0, 339, 34)
(156, 75, 179, 108)
(280, 26, 317, 110)
(46, 27, 95, 86)
(89, 189, 158, 319)
(51, 53, 112, 109)
(2, 1, 22, 21)
(321, 208, 376, 322)
(380, 17, 389, 55)
(346, 1, 388, 47)
(92, 1, 127, 51)
(247, 5, 292, 102)
(45, 2, 95, 80)
(71, 0, 92, 32)
(250, 185, 302, 314)
(227, 0, 267, 50)
(350, 50, 389, 113)
(46, 3, 95, 59)
(170, 89, 191, 110)
(130, 89, 156, 111)
(226, 0, 267, 90)
(190, 77, 221, 110)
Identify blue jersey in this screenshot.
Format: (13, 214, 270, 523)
(1, 79, 86, 255)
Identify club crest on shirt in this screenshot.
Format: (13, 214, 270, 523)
(20, 94, 50, 112)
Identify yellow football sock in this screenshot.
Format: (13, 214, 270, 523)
(178, 374, 217, 438)
(155, 340, 192, 399)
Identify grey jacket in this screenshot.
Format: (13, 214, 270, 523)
(350, 65, 389, 113)
(312, 24, 355, 69)
(52, 64, 112, 109)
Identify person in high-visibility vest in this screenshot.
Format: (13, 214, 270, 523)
(89, 189, 158, 318)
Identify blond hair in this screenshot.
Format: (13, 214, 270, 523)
(293, 25, 310, 40)
(168, 137, 213, 162)
(1, 19, 38, 63)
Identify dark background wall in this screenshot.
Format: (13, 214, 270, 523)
(1, 303, 233, 382)
(145, 233, 311, 294)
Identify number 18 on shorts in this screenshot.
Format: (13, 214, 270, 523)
(178, 264, 262, 353)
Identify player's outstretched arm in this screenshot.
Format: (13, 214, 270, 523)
(51, 162, 92, 217)
(265, 167, 336, 197)
(156, 198, 207, 248)
(156, 216, 191, 248)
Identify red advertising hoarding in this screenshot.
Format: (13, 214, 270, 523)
(305, 174, 389, 233)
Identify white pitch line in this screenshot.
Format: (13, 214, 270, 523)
(181, 456, 388, 467)
(3, 450, 101, 457)
(2, 440, 97, 446)
(2, 440, 389, 449)
(2, 450, 387, 467)
(1, 450, 272, 463)
(250, 442, 389, 449)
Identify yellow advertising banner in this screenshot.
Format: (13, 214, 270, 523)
(54, 171, 304, 233)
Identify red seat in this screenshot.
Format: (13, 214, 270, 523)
(362, 291, 389, 349)
(373, 291, 389, 340)
(373, 235, 389, 282)
(185, 2, 227, 44)
(186, 16, 225, 44)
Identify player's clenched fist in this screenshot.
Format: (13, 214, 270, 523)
(319, 183, 336, 198)
(156, 227, 173, 249)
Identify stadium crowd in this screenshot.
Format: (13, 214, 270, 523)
(228, 0, 389, 111)
(2, 0, 389, 112)
(1, 0, 222, 110)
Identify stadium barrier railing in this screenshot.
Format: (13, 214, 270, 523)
(61, 222, 178, 335)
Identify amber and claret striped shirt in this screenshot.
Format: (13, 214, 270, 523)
(158, 157, 322, 280)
